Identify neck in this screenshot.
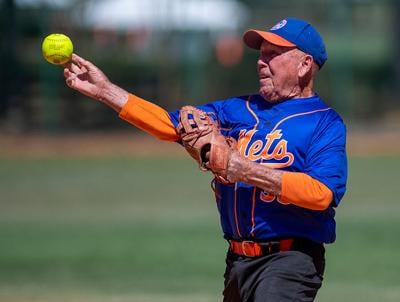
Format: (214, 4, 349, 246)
(298, 86, 314, 98)
(291, 75, 314, 99)
(285, 84, 314, 100)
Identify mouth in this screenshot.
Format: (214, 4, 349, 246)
(258, 71, 271, 79)
(259, 75, 271, 81)
(257, 64, 271, 79)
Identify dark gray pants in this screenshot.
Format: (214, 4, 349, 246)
(223, 240, 325, 302)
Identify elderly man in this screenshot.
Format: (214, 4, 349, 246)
(64, 18, 347, 302)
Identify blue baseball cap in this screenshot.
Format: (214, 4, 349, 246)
(243, 18, 327, 68)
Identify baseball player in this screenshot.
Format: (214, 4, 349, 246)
(64, 18, 347, 302)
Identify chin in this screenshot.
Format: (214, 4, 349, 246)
(259, 89, 278, 103)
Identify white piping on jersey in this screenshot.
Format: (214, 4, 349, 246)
(245, 97, 332, 132)
(233, 182, 242, 237)
(245, 96, 259, 130)
(271, 108, 332, 132)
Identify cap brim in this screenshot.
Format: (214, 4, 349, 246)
(243, 29, 296, 49)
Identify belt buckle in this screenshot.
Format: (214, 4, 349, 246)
(260, 241, 277, 254)
(241, 241, 254, 257)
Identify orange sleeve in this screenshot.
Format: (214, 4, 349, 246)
(118, 94, 180, 142)
(280, 172, 333, 210)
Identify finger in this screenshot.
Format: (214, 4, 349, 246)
(179, 107, 196, 133)
(192, 108, 210, 132)
(72, 53, 96, 71)
(64, 61, 81, 75)
(63, 68, 71, 78)
(71, 53, 84, 65)
(176, 123, 183, 134)
(65, 74, 77, 88)
(63, 61, 72, 70)
(204, 150, 210, 162)
(69, 62, 82, 74)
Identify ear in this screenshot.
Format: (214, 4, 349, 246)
(298, 55, 313, 78)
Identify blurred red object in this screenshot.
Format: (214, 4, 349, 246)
(215, 34, 244, 67)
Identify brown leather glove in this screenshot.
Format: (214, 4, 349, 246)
(176, 106, 236, 183)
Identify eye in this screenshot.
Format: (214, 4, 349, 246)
(260, 50, 278, 61)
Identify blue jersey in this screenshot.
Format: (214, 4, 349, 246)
(169, 94, 347, 244)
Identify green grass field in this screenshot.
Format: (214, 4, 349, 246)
(1, 155, 400, 302)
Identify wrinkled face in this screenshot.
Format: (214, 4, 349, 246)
(257, 41, 303, 103)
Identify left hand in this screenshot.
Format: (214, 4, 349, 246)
(177, 106, 237, 183)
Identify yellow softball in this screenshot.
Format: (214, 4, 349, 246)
(42, 33, 73, 65)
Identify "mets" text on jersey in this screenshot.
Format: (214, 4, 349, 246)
(236, 129, 294, 168)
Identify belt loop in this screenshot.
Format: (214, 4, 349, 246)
(241, 241, 249, 257)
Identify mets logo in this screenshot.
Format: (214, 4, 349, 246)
(270, 19, 287, 31)
(236, 129, 294, 168)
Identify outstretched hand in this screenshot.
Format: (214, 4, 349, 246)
(64, 53, 110, 101)
(63, 53, 128, 111)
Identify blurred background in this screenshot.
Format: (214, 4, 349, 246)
(1, 0, 400, 301)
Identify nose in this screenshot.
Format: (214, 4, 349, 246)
(257, 58, 268, 72)
(258, 56, 271, 67)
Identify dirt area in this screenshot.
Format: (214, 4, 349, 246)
(345, 129, 400, 156)
(0, 132, 185, 158)
(1, 129, 400, 157)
